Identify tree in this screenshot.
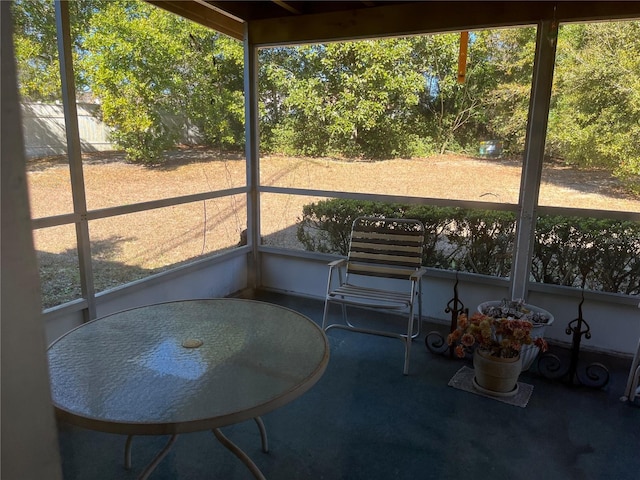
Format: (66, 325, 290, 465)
(392, 30, 530, 156)
(83, 0, 190, 163)
(476, 27, 536, 155)
(84, 1, 245, 162)
(548, 22, 640, 190)
(183, 31, 244, 150)
(14, 0, 245, 163)
(412, 33, 475, 155)
(13, 0, 640, 188)
(258, 46, 308, 153)
(263, 40, 425, 158)
(11, 0, 106, 101)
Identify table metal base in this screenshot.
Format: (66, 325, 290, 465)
(125, 417, 269, 480)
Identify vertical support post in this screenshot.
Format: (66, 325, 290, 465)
(1, 2, 64, 478)
(510, 19, 558, 301)
(244, 24, 261, 289)
(55, 0, 96, 320)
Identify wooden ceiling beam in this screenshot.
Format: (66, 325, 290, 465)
(147, 1, 640, 45)
(247, 1, 640, 46)
(247, 2, 544, 45)
(147, 1, 244, 40)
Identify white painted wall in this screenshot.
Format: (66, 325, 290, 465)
(41, 248, 640, 358)
(260, 250, 640, 357)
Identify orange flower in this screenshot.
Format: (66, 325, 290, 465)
(447, 330, 461, 345)
(461, 333, 475, 347)
(449, 312, 541, 359)
(534, 337, 549, 352)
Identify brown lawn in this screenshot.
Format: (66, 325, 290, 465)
(27, 149, 639, 308)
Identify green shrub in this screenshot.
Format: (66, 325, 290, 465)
(533, 215, 640, 294)
(447, 209, 516, 276)
(296, 200, 407, 254)
(297, 198, 640, 295)
(403, 204, 460, 268)
(111, 122, 178, 164)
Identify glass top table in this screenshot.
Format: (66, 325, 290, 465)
(48, 298, 329, 479)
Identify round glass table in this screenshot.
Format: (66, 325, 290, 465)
(48, 299, 329, 479)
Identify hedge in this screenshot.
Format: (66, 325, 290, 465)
(296, 199, 640, 295)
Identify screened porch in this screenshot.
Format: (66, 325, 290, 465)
(3, 2, 640, 480)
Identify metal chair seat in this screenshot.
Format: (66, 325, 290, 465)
(328, 283, 413, 309)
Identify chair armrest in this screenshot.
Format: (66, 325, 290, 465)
(328, 258, 347, 269)
(326, 258, 347, 293)
(410, 267, 428, 281)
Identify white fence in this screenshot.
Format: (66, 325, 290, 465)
(21, 103, 197, 159)
(22, 103, 114, 159)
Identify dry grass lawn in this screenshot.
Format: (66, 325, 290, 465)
(27, 148, 639, 308)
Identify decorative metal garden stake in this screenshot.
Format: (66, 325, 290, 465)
(425, 271, 468, 356)
(538, 291, 609, 388)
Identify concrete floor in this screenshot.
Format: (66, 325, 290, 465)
(57, 290, 640, 480)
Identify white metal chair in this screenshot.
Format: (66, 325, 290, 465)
(322, 217, 427, 375)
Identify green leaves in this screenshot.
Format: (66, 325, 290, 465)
(533, 216, 640, 294)
(261, 39, 425, 158)
(13, 0, 245, 163)
(82, 1, 187, 162)
(12, 1, 640, 185)
(549, 22, 640, 188)
(12, 0, 107, 100)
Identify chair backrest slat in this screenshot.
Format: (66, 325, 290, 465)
(346, 217, 425, 281)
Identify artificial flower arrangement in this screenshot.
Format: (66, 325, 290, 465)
(448, 312, 549, 359)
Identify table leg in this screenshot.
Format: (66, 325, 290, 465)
(212, 428, 267, 480)
(136, 434, 178, 480)
(254, 416, 269, 453)
(124, 435, 134, 469)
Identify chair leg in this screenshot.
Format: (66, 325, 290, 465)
(321, 299, 331, 330)
(341, 303, 353, 328)
(403, 333, 411, 375)
(417, 280, 423, 336)
(403, 307, 415, 375)
(322, 297, 351, 331)
(630, 365, 640, 402)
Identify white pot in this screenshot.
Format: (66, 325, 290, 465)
(477, 301, 554, 371)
